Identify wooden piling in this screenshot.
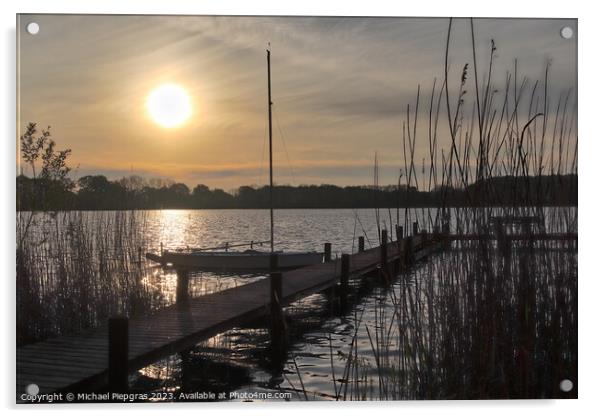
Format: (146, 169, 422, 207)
(179, 350, 192, 393)
(324, 242, 332, 262)
(358, 236, 365, 252)
(176, 269, 189, 304)
(270, 271, 285, 347)
(396, 225, 403, 241)
(412, 221, 419, 236)
(380, 229, 388, 268)
(376, 265, 389, 285)
(270, 272, 283, 312)
(396, 225, 404, 256)
(442, 219, 451, 250)
(404, 236, 414, 265)
(108, 316, 129, 392)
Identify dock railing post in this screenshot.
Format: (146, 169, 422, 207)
(324, 243, 332, 262)
(358, 236, 365, 252)
(340, 253, 350, 308)
(380, 229, 388, 270)
(108, 316, 129, 393)
(396, 225, 403, 241)
(176, 269, 189, 304)
(396, 225, 404, 254)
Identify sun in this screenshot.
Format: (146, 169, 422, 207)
(146, 84, 192, 128)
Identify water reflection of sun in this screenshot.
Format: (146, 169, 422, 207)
(155, 210, 195, 251)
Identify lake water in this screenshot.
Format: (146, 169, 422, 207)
(18, 207, 577, 400)
(132, 208, 440, 400)
(131, 208, 434, 400)
(121, 207, 576, 400)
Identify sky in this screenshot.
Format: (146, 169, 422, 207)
(17, 15, 577, 191)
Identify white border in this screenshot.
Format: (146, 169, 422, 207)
(2, 1, 599, 417)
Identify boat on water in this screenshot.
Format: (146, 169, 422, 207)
(146, 249, 323, 271)
(146, 47, 323, 271)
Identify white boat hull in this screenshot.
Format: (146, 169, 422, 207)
(147, 250, 324, 271)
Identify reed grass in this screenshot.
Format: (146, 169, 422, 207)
(335, 18, 577, 400)
(16, 210, 163, 345)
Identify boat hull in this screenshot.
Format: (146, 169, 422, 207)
(146, 251, 324, 271)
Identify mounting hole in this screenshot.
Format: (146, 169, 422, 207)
(25, 383, 39, 396)
(560, 26, 573, 39)
(559, 379, 574, 392)
(26, 22, 40, 35)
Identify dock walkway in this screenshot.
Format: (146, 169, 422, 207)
(17, 234, 440, 396)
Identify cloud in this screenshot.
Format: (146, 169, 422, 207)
(18, 15, 577, 189)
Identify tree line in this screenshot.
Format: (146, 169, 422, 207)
(17, 173, 576, 211)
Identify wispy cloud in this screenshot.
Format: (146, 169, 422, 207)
(18, 15, 576, 189)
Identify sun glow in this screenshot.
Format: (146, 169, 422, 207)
(146, 84, 192, 128)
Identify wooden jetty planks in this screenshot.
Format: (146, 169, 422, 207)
(17, 236, 439, 396)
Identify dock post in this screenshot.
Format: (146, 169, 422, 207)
(396, 225, 403, 241)
(396, 225, 404, 252)
(442, 219, 451, 250)
(340, 254, 350, 308)
(358, 236, 365, 252)
(270, 271, 285, 349)
(375, 266, 386, 285)
(412, 221, 419, 236)
(180, 350, 193, 393)
(380, 229, 388, 269)
(324, 243, 332, 262)
(393, 226, 402, 273)
(176, 269, 189, 304)
(137, 246, 142, 266)
(160, 242, 164, 256)
(404, 236, 414, 266)
(108, 316, 129, 393)
(270, 252, 279, 272)
(270, 272, 283, 316)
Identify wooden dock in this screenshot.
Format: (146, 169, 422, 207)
(17, 232, 442, 397)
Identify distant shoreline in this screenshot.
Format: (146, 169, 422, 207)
(17, 174, 577, 211)
(16, 204, 578, 213)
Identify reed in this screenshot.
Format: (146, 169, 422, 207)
(336, 18, 577, 400)
(16, 210, 163, 345)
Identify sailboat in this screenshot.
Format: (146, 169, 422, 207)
(146, 47, 323, 271)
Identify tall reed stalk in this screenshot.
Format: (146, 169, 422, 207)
(337, 18, 577, 400)
(16, 210, 162, 345)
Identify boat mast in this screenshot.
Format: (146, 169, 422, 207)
(267, 46, 274, 253)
